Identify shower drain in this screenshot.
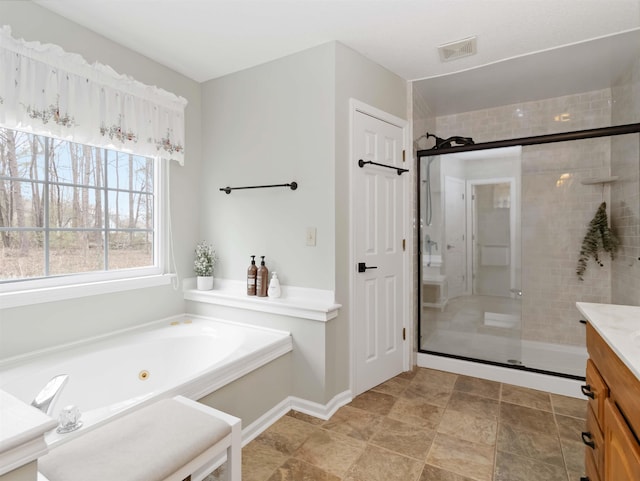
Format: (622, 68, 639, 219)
(139, 370, 150, 380)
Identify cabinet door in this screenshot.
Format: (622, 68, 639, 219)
(604, 399, 640, 481)
(585, 359, 608, 430)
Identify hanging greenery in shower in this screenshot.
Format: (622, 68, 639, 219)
(576, 202, 619, 280)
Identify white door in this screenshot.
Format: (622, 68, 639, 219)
(353, 110, 405, 395)
(444, 176, 466, 299)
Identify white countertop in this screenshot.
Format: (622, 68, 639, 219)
(576, 302, 640, 382)
(0, 389, 57, 475)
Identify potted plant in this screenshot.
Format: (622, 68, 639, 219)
(194, 240, 217, 290)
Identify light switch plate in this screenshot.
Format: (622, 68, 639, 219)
(306, 227, 316, 246)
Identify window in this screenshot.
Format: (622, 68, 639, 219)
(0, 127, 162, 289)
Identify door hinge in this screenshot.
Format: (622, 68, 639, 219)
(402, 150, 406, 162)
(402, 239, 406, 251)
(402, 327, 406, 341)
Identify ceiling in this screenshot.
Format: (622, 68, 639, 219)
(34, 0, 640, 115)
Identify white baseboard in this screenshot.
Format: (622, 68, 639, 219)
(241, 390, 352, 445)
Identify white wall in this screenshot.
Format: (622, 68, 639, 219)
(333, 43, 408, 397)
(0, 3, 408, 409)
(0, 1, 201, 358)
(198, 41, 407, 404)
(200, 43, 335, 290)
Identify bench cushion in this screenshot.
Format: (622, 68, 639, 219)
(39, 398, 232, 481)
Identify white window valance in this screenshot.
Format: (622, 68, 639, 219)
(0, 26, 187, 165)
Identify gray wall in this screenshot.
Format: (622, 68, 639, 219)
(0, 1, 201, 357)
(198, 41, 406, 403)
(1, 3, 408, 409)
(200, 43, 335, 289)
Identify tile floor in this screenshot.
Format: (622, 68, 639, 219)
(218, 367, 587, 481)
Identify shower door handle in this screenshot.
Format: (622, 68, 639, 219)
(446, 244, 454, 250)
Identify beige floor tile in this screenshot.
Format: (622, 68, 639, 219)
(396, 369, 419, 381)
(243, 371, 578, 481)
(322, 405, 383, 442)
(501, 384, 552, 411)
(411, 368, 458, 391)
(294, 429, 365, 478)
(371, 376, 411, 397)
(453, 375, 501, 400)
(494, 450, 568, 481)
(555, 414, 586, 443)
(254, 414, 318, 456)
(437, 408, 497, 446)
(402, 378, 453, 407)
(242, 440, 289, 481)
(446, 390, 500, 419)
(419, 464, 478, 481)
(426, 433, 495, 481)
(496, 422, 564, 466)
(550, 394, 587, 420)
(561, 438, 585, 473)
(369, 417, 435, 460)
(500, 401, 557, 434)
(344, 445, 424, 481)
(388, 397, 445, 430)
(266, 457, 341, 481)
(349, 390, 397, 415)
(286, 409, 325, 426)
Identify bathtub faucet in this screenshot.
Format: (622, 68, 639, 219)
(31, 374, 69, 416)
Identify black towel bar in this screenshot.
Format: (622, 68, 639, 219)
(358, 159, 408, 176)
(219, 182, 298, 194)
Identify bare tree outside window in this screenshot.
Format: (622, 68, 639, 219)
(0, 127, 155, 282)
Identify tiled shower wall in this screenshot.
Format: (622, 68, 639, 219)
(434, 89, 615, 346)
(611, 55, 640, 306)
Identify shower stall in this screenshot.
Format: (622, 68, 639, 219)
(414, 30, 640, 381)
(417, 129, 640, 380)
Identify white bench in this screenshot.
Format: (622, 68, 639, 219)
(38, 396, 241, 481)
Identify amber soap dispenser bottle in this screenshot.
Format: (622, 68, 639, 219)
(256, 256, 269, 297)
(247, 255, 257, 296)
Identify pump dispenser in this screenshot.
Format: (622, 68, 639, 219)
(247, 255, 257, 296)
(256, 256, 269, 297)
(268, 272, 281, 298)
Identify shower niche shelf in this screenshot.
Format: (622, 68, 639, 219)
(580, 176, 619, 185)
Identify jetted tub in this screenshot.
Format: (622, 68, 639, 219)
(0, 315, 292, 447)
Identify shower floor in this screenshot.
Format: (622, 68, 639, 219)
(421, 295, 586, 378)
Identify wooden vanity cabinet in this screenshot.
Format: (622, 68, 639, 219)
(584, 323, 640, 481)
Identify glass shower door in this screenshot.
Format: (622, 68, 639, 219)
(419, 148, 523, 367)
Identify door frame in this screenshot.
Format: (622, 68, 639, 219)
(465, 177, 517, 296)
(348, 98, 411, 395)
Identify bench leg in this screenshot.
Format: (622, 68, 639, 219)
(225, 420, 242, 481)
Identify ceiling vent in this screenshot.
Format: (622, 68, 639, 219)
(438, 36, 477, 62)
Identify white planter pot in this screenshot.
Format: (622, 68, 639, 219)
(196, 276, 214, 290)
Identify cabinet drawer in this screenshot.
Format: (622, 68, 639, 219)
(585, 446, 601, 481)
(583, 405, 604, 478)
(604, 399, 640, 481)
(586, 323, 640, 437)
(584, 359, 608, 430)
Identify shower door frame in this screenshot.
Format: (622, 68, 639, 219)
(416, 122, 640, 380)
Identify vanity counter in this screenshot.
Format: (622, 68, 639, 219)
(577, 302, 640, 382)
(0, 390, 56, 476)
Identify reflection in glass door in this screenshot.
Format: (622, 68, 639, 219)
(419, 148, 523, 367)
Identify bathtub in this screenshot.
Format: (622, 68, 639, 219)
(0, 315, 292, 447)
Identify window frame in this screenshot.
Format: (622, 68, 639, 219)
(0, 129, 171, 307)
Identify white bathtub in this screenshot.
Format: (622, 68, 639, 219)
(0, 315, 292, 447)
